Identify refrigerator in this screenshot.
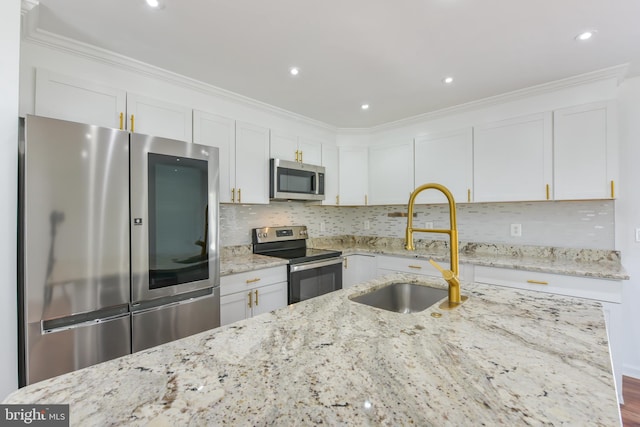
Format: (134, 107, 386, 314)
(18, 115, 220, 386)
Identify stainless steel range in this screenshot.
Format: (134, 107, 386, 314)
(252, 226, 342, 304)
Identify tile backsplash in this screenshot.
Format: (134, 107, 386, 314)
(220, 200, 614, 250)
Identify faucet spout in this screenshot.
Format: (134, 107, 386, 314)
(405, 183, 465, 309)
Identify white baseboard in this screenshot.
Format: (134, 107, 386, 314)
(623, 363, 640, 379)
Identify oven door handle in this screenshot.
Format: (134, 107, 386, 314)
(289, 257, 344, 273)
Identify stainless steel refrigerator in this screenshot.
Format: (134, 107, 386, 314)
(18, 115, 220, 386)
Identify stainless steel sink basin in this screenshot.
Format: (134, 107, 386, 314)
(350, 283, 448, 314)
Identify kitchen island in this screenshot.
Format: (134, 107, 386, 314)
(4, 273, 621, 425)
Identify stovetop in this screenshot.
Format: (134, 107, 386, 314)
(252, 225, 341, 265)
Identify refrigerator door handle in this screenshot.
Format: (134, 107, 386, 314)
(131, 287, 216, 315)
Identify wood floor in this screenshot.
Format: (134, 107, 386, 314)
(622, 376, 640, 426)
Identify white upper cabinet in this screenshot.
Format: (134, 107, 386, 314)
(35, 68, 126, 129)
(321, 144, 340, 206)
(126, 93, 192, 142)
(553, 101, 617, 200)
(368, 141, 414, 205)
(414, 128, 473, 204)
(235, 121, 270, 204)
(338, 146, 369, 205)
(473, 112, 552, 202)
(193, 111, 236, 203)
(270, 130, 322, 165)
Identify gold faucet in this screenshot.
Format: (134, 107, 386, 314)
(405, 183, 466, 309)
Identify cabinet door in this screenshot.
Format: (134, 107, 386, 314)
(338, 146, 369, 205)
(343, 255, 376, 289)
(251, 282, 288, 317)
(126, 93, 192, 142)
(220, 291, 250, 326)
(414, 128, 473, 204)
(270, 130, 298, 162)
(298, 137, 323, 165)
(35, 68, 126, 129)
(193, 111, 236, 203)
(235, 121, 270, 204)
(369, 141, 414, 205)
(553, 101, 616, 200)
(474, 113, 552, 202)
(322, 144, 339, 206)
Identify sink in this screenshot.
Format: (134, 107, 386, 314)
(350, 283, 448, 314)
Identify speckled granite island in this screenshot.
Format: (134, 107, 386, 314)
(4, 273, 621, 426)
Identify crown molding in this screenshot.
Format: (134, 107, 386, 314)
(20, 0, 38, 15)
(21, 12, 337, 133)
(368, 64, 629, 133)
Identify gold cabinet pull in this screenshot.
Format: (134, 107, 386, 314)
(130, 114, 135, 132)
(408, 265, 422, 269)
(527, 279, 548, 285)
(248, 291, 253, 308)
(611, 180, 615, 199)
(246, 278, 261, 284)
(546, 184, 550, 200)
(254, 290, 259, 306)
(467, 189, 471, 203)
(300, 151, 303, 163)
(119, 112, 124, 130)
(343, 257, 348, 269)
(336, 195, 340, 205)
(231, 188, 235, 203)
(238, 188, 242, 203)
(364, 194, 368, 205)
(295, 150, 299, 162)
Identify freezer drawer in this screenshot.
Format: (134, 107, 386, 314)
(24, 313, 130, 386)
(131, 289, 219, 352)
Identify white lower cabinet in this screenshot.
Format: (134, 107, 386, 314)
(472, 265, 624, 403)
(220, 266, 288, 326)
(342, 254, 376, 289)
(376, 255, 471, 282)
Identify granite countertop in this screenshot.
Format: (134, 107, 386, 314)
(309, 236, 629, 280)
(4, 273, 620, 425)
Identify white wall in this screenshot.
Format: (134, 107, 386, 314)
(1, 0, 21, 400)
(616, 76, 640, 378)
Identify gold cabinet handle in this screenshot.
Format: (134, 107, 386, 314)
(546, 184, 550, 200)
(254, 290, 259, 306)
(246, 278, 261, 284)
(336, 195, 340, 205)
(238, 188, 242, 203)
(248, 291, 253, 308)
(119, 112, 124, 130)
(300, 151, 303, 163)
(611, 180, 615, 199)
(364, 194, 368, 205)
(130, 114, 135, 132)
(231, 188, 235, 203)
(467, 189, 471, 203)
(295, 150, 299, 162)
(527, 279, 548, 285)
(343, 257, 348, 269)
(408, 265, 422, 269)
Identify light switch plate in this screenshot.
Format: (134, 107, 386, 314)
(510, 223, 522, 237)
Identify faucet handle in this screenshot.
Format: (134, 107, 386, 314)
(429, 259, 454, 280)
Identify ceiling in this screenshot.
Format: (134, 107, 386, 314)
(32, 0, 640, 128)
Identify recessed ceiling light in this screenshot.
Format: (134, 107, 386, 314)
(361, 104, 370, 110)
(576, 31, 596, 41)
(146, 0, 160, 7)
(289, 67, 300, 76)
(443, 76, 454, 84)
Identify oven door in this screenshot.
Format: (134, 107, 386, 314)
(130, 133, 219, 303)
(288, 257, 343, 304)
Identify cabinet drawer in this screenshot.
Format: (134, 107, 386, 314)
(221, 266, 287, 296)
(474, 266, 622, 303)
(376, 256, 440, 277)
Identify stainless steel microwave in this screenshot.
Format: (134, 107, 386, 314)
(270, 158, 325, 201)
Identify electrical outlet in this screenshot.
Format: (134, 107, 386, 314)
(320, 221, 326, 232)
(510, 223, 522, 237)
(425, 221, 433, 229)
(364, 220, 370, 230)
